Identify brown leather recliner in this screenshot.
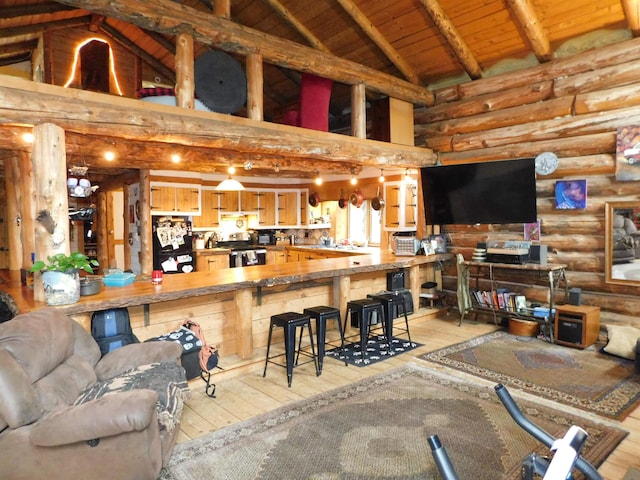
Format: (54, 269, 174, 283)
(0, 308, 188, 480)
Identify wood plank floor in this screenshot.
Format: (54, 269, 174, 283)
(176, 309, 639, 480)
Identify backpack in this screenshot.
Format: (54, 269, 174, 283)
(183, 320, 221, 397)
(91, 308, 139, 356)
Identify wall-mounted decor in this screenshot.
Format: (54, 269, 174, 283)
(524, 220, 541, 241)
(616, 126, 640, 181)
(555, 180, 587, 210)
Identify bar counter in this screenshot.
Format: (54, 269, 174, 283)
(0, 251, 451, 361)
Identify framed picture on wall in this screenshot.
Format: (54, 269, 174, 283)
(555, 180, 587, 210)
(429, 234, 447, 254)
(524, 220, 541, 242)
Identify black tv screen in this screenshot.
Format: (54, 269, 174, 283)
(421, 158, 537, 225)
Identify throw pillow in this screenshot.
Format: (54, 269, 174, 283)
(603, 325, 640, 360)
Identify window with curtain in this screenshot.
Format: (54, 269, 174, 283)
(348, 200, 381, 246)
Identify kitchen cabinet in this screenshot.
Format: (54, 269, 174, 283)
(259, 192, 277, 226)
(193, 188, 219, 228)
(384, 180, 417, 232)
(300, 191, 308, 225)
(150, 182, 201, 215)
(218, 190, 239, 214)
(266, 249, 288, 265)
(278, 191, 298, 226)
(196, 252, 229, 271)
(241, 190, 260, 212)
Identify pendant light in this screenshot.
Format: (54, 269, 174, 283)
(216, 166, 245, 191)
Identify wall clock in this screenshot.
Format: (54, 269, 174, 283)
(535, 152, 559, 175)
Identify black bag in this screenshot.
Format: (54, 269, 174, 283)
(146, 326, 203, 380)
(91, 308, 139, 356)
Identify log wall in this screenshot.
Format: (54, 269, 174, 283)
(415, 36, 640, 329)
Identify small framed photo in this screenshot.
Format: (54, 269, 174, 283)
(421, 239, 435, 256)
(524, 220, 541, 242)
(429, 234, 447, 254)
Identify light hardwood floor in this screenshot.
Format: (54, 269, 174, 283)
(177, 309, 639, 480)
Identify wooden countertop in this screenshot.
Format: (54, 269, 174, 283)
(1, 252, 451, 315)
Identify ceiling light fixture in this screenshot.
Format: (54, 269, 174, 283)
(171, 153, 181, 164)
(104, 150, 115, 161)
(404, 168, 412, 181)
(274, 162, 280, 173)
(379, 169, 385, 183)
(350, 175, 357, 186)
(315, 171, 323, 186)
(216, 166, 245, 191)
(22, 132, 34, 144)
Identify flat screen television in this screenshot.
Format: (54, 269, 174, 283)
(421, 158, 537, 225)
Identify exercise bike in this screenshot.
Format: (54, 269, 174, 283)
(429, 383, 603, 480)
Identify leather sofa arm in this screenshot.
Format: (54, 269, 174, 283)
(95, 341, 182, 381)
(30, 389, 158, 447)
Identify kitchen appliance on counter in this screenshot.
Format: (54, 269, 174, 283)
(152, 216, 195, 274)
(217, 232, 267, 268)
(255, 229, 277, 245)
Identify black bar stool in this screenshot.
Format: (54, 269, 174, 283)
(370, 293, 412, 345)
(345, 298, 385, 357)
(263, 312, 319, 387)
(303, 305, 347, 371)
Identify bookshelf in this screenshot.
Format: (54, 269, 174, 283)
(461, 261, 568, 342)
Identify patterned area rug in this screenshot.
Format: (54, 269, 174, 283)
(420, 330, 640, 420)
(160, 364, 626, 480)
(325, 334, 422, 367)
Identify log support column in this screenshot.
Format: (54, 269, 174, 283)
(235, 288, 253, 359)
(31, 123, 69, 301)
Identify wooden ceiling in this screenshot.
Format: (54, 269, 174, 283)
(0, 0, 638, 181)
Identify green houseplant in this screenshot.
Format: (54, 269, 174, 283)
(30, 252, 99, 306)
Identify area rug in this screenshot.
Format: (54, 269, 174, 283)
(325, 334, 422, 367)
(160, 363, 626, 480)
(420, 330, 640, 420)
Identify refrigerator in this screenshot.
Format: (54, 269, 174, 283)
(152, 216, 195, 274)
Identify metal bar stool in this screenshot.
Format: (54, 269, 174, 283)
(263, 312, 319, 387)
(370, 293, 412, 346)
(303, 305, 347, 372)
(345, 298, 385, 357)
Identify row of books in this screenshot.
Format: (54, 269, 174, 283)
(471, 289, 527, 312)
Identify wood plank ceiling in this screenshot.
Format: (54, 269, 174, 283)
(0, 0, 638, 180)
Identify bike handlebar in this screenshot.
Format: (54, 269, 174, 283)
(494, 383, 603, 480)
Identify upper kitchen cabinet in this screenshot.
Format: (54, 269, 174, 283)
(218, 190, 240, 214)
(150, 182, 201, 215)
(259, 191, 277, 226)
(193, 187, 220, 228)
(384, 180, 417, 232)
(241, 190, 261, 212)
(277, 191, 299, 226)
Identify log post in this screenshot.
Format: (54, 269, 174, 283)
(18, 150, 35, 272)
(139, 170, 153, 275)
(95, 191, 109, 271)
(174, 32, 195, 109)
(214, 0, 230, 18)
(31, 123, 69, 302)
(351, 83, 366, 139)
(235, 288, 253, 358)
(246, 53, 264, 121)
(123, 183, 132, 272)
(5, 154, 23, 271)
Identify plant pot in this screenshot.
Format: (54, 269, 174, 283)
(42, 270, 81, 306)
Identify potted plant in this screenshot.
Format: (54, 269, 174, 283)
(30, 252, 99, 306)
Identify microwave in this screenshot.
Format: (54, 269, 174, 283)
(257, 231, 276, 245)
